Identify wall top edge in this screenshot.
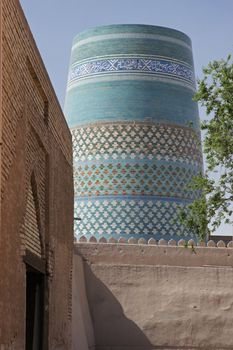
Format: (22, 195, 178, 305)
(75, 236, 233, 249)
(74, 239, 233, 269)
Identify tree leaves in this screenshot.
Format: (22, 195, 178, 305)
(180, 56, 233, 240)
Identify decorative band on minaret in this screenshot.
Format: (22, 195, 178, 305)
(64, 24, 202, 241)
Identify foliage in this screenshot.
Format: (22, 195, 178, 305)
(180, 55, 233, 240)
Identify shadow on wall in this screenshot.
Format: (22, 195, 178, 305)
(84, 263, 153, 350)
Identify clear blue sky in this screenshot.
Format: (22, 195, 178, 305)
(19, 0, 233, 235)
(20, 0, 233, 107)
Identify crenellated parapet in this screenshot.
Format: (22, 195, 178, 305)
(76, 235, 233, 248)
(73, 233, 233, 349)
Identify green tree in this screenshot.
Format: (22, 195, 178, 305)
(180, 55, 233, 240)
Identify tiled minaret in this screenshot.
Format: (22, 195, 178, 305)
(64, 24, 202, 241)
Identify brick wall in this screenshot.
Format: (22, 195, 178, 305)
(0, 0, 73, 348)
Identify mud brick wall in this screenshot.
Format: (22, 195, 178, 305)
(0, 0, 73, 348)
(74, 242, 233, 350)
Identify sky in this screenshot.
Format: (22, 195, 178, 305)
(20, 0, 233, 106)
(19, 0, 233, 235)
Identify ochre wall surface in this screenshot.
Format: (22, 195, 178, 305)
(74, 242, 233, 350)
(0, 0, 73, 348)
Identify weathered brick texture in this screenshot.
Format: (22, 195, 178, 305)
(0, 0, 73, 348)
(24, 182, 43, 257)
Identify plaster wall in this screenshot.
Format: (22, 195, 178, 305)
(72, 254, 95, 350)
(74, 242, 233, 350)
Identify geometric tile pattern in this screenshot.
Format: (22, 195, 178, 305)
(65, 25, 202, 241)
(68, 56, 195, 87)
(72, 122, 202, 166)
(74, 162, 200, 199)
(74, 197, 195, 240)
(72, 121, 202, 240)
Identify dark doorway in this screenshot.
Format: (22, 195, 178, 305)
(26, 267, 44, 350)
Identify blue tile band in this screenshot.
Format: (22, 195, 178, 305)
(68, 56, 195, 87)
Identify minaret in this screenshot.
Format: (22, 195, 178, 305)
(64, 24, 202, 241)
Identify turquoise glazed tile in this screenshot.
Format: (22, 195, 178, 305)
(64, 25, 203, 242)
